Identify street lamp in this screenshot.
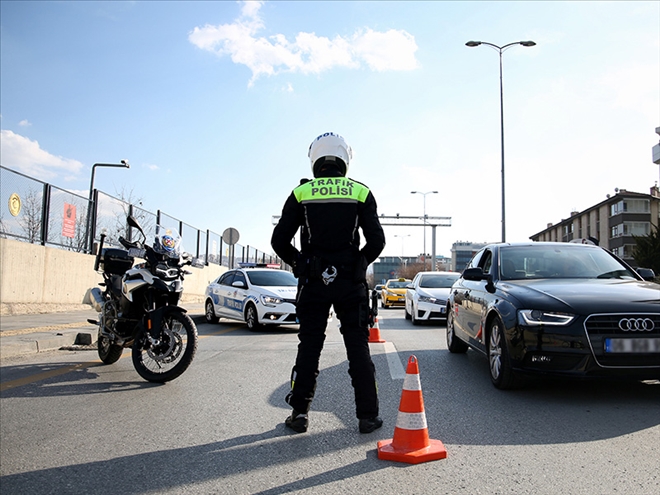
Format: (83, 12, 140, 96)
(393, 234, 410, 257)
(411, 190, 438, 270)
(466, 40, 536, 242)
(86, 160, 130, 252)
(394, 234, 411, 274)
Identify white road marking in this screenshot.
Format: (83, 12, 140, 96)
(383, 341, 406, 379)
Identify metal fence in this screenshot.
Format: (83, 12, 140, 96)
(1, 165, 282, 269)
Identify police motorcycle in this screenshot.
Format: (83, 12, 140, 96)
(88, 215, 198, 383)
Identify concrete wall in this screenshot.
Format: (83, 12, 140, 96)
(0, 238, 225, 315)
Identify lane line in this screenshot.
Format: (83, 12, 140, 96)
(1, 326, 241, 391)
(383, 341, 406, 379)
(0, 322, 92, 337)
(200, 326, 242, 337)
(0, 361, 103, 392)
(372, 310, 406, 379)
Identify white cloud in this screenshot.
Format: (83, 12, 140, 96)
(353, 29, 419, 71)
(0, 130, 84, 180)
(188, 0, 419, 86)
(18, 119, 32, 127)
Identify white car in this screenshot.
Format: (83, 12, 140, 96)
(204, 264, 298, 330)
(404, 271, 461, 325)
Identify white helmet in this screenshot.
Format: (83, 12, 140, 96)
(308, 132, 352, 177)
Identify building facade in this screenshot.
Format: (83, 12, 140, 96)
(530, 186, 660, 268)
(451, 241, 488, 272)
(371, 254, 453, 285)
(372, 256, 418, 285)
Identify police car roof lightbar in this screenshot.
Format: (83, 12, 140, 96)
(238, 262, 282, 269)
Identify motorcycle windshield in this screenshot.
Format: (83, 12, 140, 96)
(153, 225, 182, 258)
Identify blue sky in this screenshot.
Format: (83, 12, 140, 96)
(1, 1, 658, 259)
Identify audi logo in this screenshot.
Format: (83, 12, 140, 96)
(618, 318, 655, 332)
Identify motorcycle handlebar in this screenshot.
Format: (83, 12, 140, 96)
(119, 236, 137, 249)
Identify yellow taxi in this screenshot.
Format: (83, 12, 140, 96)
(381, 278, 411, 308)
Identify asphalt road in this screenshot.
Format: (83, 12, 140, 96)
(1, 307, 659, 495)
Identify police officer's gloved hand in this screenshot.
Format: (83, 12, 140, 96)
(293, 253, 306, 278)
(353, 253, 368, 283)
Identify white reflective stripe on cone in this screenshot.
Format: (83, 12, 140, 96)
(395, 411, 428, 430)
(402, 373, 421, 391)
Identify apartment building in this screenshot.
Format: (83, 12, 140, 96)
(530, 186, 660, 268)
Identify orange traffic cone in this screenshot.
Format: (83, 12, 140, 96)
(377, 355, 447, 464)
(368, 316, 386, 343)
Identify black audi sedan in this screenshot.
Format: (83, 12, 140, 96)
(446, 242, 660, 389)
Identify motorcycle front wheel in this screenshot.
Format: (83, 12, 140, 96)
(98, 328, 124, 364)
(131, 310, 198, 383)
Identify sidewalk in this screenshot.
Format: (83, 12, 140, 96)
(0, 303, 205, 360)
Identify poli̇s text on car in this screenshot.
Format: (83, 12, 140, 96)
(205, 263, 297, 330)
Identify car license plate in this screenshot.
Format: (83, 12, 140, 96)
(605, 338, 660, 353)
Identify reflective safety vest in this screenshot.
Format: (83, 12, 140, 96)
(293, 177, 370, 204)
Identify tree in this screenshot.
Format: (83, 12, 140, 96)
(366, 271, 375, 289)
(0, 213, 8, 239)
(114, 186, 148, 233)
(17, 189, 43, 243)
(397, 260, 453, 280)
(398, 262, 426, 280)
(94, 187, 148, 248)
(632, 223, 660, 274)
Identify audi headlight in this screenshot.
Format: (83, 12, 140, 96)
(261, 294, 282, 306)
(518, 309, 576, 326)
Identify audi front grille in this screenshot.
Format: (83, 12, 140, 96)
(584, 313, 660, 368)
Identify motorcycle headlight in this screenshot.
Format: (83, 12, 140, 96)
(518, 309, 576, 326)
(154, 263, 179, 280)
(261, 294, 282, 306)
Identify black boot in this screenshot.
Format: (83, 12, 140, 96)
(285, 410, 308, 433)
(359, 416, 383, 433)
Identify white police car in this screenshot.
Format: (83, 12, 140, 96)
(204, 263, 298, 330)
(404, 271, 461, 325)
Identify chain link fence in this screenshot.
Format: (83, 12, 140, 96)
(1, 165, 283, 269)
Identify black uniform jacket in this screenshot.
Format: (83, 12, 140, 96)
(271, 176, 386, 270)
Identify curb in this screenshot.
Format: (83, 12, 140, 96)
(0, 312, 207, 360)
(1, 329, 90, 360)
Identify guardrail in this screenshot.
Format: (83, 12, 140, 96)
(0, 165, 283, 269)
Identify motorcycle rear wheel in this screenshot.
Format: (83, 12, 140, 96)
(98, 328, 124, 364)
(132, 310, 198, 383)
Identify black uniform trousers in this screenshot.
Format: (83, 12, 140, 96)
(287, 277, 378, 419)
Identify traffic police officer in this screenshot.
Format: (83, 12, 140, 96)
(271, 132, 386, 434)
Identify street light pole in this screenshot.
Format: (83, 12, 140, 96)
(394, 234, 410, 257)
(393, 234, 410, 275)
(411, 190, 437, 270)
(86, 160, 130, 252)
(466, 40, 536, 243)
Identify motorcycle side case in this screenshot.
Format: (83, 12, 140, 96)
(100, 248, 134, 275)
